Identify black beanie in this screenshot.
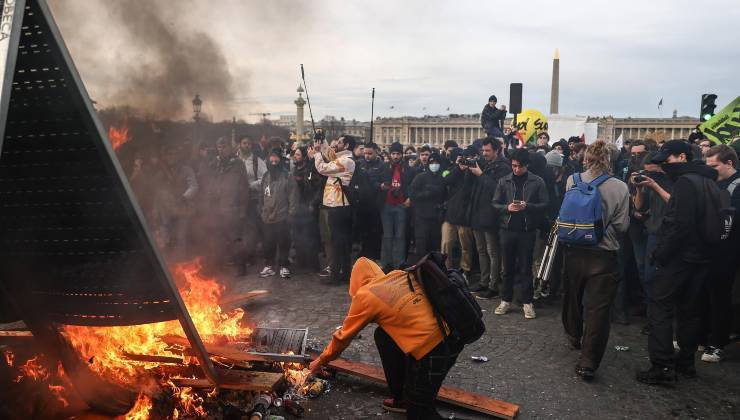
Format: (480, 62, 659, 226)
(488, 95, 497, 102)
(389, 142, 403, 154)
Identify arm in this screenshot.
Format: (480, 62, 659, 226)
(611, 182, 631, 235)
(312, 296, 373, 368)
(288, 176, 299, 217)
(181, 166, 199, 200)
(525, 179, 548, 212)
(314, 152, 349, 177)
(492, 179, 509, 212)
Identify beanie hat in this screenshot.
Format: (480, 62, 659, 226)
(389, 142, 403, 154)
(545, 150, 563, 167)
(444, 140, 459, 149)
(488, 95, 497, 102)
(268, 147, 283, 158)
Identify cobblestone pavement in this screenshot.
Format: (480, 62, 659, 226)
(225, 268, 740, 420)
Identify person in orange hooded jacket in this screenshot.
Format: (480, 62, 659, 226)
(309, 257, 462, 419)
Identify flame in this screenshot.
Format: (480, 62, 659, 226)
(168, 381, 206, 418)
(48, 385, 70, 408)
(124, 393, 153, 420)
(3, 350, 14, 367)
(108, 117, 130, 151)
(62, 259, 251, 384)
(15, 355, 49, 382)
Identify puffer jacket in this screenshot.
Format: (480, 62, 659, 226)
(259, 167, 298, 224)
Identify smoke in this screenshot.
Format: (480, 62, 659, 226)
(46, 0, 243, 120)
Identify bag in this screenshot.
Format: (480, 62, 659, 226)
(687, 174, 735, 244)
(405, 252, 485, 345)
(556, 173, 610, 245)
(335, 168, 371, 207)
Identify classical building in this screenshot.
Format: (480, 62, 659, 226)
(372, 114, 700, 147)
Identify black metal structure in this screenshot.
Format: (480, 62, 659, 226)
(0, 0, 219, 385)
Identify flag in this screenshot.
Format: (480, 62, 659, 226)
(615, 133, 624, 149)
(658, 98, 663, 109)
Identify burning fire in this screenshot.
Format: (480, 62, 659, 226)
(108, 117, 130, 151)
(125, 393, 153, 420)
(62, 259, 251, 384)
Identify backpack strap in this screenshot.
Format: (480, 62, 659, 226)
(728, 177, 740, 196)
(590, 173, 611, 187)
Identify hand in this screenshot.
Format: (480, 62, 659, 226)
(637, 176, 657, 190)
(469, 163, 483, 176)
(380, 182, 391, 191)
(308, 147, 316, 159)
(507, 202, 524, 212)
(500, 104, 507, 112)
(308, 359, 322, 375)
(403, 198, 411, 208)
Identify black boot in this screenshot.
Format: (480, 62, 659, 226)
(636, 365, 676, 386)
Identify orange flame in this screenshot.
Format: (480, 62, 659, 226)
(124, 393, 153, 420)
(62, 259, 251, 384)
(15, 355, 49, 382)
(108, 117, 130, 151)
(3, 350, 14, 367)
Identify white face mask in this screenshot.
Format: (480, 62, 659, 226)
(429, 163, 441, 173)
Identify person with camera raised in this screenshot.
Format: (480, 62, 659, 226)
(468, 137, 511, 300)
(492, 148, 548, 319)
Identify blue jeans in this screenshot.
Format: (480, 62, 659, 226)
(632, 228, 658, 303)
(381, 204, 407, 269)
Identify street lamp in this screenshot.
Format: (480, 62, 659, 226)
(192, 94, 202, 144)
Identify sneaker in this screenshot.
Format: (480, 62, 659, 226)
(318, 266, 331, 277)
(279, 267, 291, 279)
(523, 303, 536, 319)
(382, 398, 408, 413)
(539, 283, 551, 298)
(636, 365, 676, 386)
(259, 266, 275, 278)
(494, 301, 511, 315)
(475, 289, 499, 300)
(469, 283, 488, 293)
(673, 340, 680, 351)
(701, 346, 723, 363)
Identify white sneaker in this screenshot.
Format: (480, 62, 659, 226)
(523, 303, 536, 319)
(673, 340, 680, 351)
(494, 301, 511, 315)
(259, 266, 275, 277)
(701, 346, 723, 363)
(279, 267, 291, 278)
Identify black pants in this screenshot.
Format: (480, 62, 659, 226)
(292, 214, 320, 272)
(374, 327, 461, 420)
(263, 221, 290, 267)
(700, 253, 739, 348)
(413, 216, 441, 262)
(358, 208, 382, 260)
(648, 259, 709, 369)
(500, 230, 536, 304)
(562, 247, 618, 370)
(327, 206, 353, 283)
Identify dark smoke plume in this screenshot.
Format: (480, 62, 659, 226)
(48, 0, 237, 120)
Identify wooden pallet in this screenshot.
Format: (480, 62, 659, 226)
(326, 357, 519, 419)
(171, 369, 284, 392)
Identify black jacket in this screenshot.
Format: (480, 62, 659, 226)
(409, 170, 446, 221)
(381, 161, 417, 203)
(492, 172, 548, 232)
(291, 161, 322, 216)
(443, 166, 474, 226)
(470, 155, 512, 232)
(654, 161, 718, 265)
(719, 171, 740, 254)
(480, 104, 505, 134)
(359, 158, 388, 209)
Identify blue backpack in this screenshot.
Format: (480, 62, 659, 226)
(556, 173, 610, 245)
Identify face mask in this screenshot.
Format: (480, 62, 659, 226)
(429, 163, 440, 173)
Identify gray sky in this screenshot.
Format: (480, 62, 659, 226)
(50, 0, 739, 122)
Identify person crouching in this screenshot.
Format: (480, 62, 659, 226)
(309, 258, 462, 419)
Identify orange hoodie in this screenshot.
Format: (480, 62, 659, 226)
(316, 257, 444, 366)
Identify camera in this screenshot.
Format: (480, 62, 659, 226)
(633, 170, 646, 183)
(463, 157, 479, 167)
(313, 129, 325, 142)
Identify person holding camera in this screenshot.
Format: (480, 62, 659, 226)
(468, 137, 511, 300)
(380, 142, 416, 271)
(441, 147, 476, 278)
(492, 149, 548, 319)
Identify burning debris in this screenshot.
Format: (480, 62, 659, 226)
(108, 116, 131, 151)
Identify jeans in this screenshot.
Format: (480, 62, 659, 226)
(375, 327, 462, 420)
(500, 230, 536, 304)
(381, 204, 407, 269)
(473, 230, 501, 291)
(562, 247, 618, 370)
(327, 206, 353, 283)
(263, 221, 290, 268)
(440, 222, 474, 273)
(630, 227, 658, 303)
(648, 259, 709, 369)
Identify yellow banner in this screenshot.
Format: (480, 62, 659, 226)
(700, 96, 740, 144)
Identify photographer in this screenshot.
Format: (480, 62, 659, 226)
(441, 147, 476, 278)
(468, 137, 511, 299)
(481, 95, 507, 137)
(380, 142, 416, 271)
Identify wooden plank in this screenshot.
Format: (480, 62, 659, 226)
(171, 370, 283, 392)
(123, 352, 184, 364)
(161, 334, 263, 363)
(218, 290, 270, 311)
(0, 330, 33, 337)
(326, 357, 519, 419)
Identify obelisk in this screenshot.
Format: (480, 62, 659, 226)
(550, 48, 559, 115)
(295, 85, 306, 141)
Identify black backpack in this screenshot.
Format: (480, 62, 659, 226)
(337, 166, 373, 207)
(687, 174, 735, 244)
(405, 252, 485, 345)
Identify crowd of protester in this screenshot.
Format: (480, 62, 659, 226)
(125, 98, 740, 394)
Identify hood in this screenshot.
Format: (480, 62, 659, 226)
(662, 160, 717, 182)
(348, 257, 385, 298)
